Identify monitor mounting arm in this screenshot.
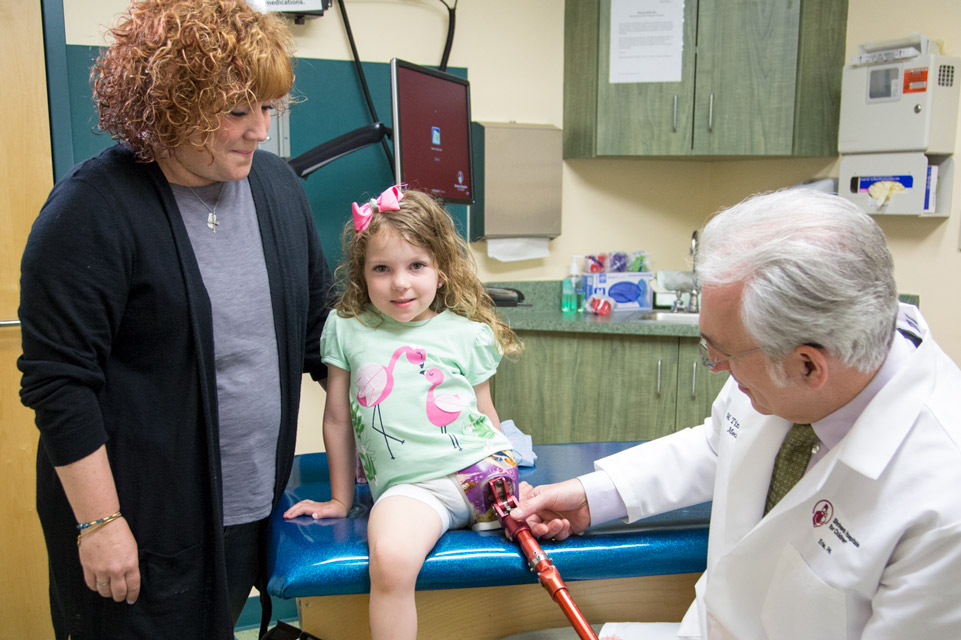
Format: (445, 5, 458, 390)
(288, 122, 392, 180)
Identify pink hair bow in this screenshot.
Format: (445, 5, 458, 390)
(352, 185, 405, 234)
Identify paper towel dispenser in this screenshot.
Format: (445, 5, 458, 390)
(469, 122, 562, 242)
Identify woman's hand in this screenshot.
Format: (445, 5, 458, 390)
(78, 517, 140, 603)
(283, 498, 350, 520)
(54, 446, 140, 603)
(508, 479, 592, 541)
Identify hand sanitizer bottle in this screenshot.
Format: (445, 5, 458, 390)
(561, 257, 580, 312)
(574, 257, 585, 311)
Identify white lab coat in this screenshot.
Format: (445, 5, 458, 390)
(594, 304, 961, 639)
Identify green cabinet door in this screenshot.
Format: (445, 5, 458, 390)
(674, 338, 730, 431)
(563, 0, 846, 158)
(491, 331, 679, 444)
(595, 0, 698, 156)
(692, 0, 801, 155)
(564, 0, 698, 157)
(692, 0, 847, 155)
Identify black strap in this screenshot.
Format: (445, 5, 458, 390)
(261, 620, 324, 640)
(257, 519, 273, 638)
(258, 588, 273, 638)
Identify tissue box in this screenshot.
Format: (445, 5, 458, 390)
(582, 272, 654, 310)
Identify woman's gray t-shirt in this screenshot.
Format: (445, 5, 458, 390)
(172, 179, 281, 526)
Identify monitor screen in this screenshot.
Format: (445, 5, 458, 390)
(390, 58, 474, 205)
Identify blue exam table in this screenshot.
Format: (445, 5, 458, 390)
(267, 441, 710, 600)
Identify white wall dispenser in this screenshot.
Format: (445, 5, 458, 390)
(837, 34, 958, 217)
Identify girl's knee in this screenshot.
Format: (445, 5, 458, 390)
(368, 543, 423, 591)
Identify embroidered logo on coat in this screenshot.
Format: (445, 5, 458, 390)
(813, 500, 862, 556)
(812, 500, 833, 527)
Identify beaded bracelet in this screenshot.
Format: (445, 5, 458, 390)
(76, 511, 122, 531)
(76, 511, 123, 547)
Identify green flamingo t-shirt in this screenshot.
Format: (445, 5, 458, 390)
(320, 307, 513, 501)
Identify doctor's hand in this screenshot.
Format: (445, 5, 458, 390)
(283, 498, 350, 520)
(508, 479, 592, 541)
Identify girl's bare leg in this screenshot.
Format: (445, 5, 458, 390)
(366, 495, 445, 640)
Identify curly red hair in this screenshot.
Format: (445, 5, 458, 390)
(92, 0, 295, 161)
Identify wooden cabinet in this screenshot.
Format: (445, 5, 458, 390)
(675, 338, 730, 430)
(563, 0, 848, 158)
(491, 331, 728, 444)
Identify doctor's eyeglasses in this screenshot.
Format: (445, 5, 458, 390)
(698, 338, 763, 371)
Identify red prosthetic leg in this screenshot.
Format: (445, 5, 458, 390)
(487, 477, 599, 640)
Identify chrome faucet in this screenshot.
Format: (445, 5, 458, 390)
(671, 292, 688, 313)
(687, 231, 699, 313)
(687, 288, 699, 313)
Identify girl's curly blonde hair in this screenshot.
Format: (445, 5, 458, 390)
(92, 0, 295, 162)
(337, 189, 523, 359)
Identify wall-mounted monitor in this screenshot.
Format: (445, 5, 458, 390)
(390, 58, 474, 205)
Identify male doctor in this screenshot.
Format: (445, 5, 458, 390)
(510, 189, 961, 639)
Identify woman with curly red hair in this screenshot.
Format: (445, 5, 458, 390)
(17, 1, 334, 637)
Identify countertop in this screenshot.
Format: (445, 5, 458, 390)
(488, 280, 701, 338)
(498, 307, 700, 337)
(487, 281, 920, 339)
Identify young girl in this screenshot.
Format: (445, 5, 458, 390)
(283, 186, 523, 640)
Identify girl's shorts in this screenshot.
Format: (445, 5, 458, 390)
(376, 451, 518, 533)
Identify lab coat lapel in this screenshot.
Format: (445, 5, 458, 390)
(837, 335, 932, 480)
(716, 411, 791, 553)
(703, 414, 817, 640)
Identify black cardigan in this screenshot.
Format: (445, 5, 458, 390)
(19, 145, 334, 638)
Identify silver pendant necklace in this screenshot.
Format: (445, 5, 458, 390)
(186, 184, 224, 233)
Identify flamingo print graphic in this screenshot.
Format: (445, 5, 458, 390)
(355, 346, 427, 458)
(422, 368, 468, 450)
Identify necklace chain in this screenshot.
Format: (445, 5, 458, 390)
(186, 184, 224, 233)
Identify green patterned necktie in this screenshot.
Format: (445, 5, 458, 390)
(764, 423, 820, 515)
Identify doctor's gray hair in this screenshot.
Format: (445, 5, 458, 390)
(694, 188, 899, 373)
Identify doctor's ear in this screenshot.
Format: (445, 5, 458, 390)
(795, 344, 829, 389)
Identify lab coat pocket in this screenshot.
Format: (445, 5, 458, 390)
(761, 544, 845, 639)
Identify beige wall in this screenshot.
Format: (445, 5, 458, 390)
(66, 1, 961, 454)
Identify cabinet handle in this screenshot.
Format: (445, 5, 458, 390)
(692, 360, 698, 399)
(657, 359, 662, 396)
(708, 93, 715, 132)
(672, 94, 678, 132)
(1, 320, 21, 327)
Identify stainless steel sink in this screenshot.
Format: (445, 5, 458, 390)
(633, 311, 700, 323)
